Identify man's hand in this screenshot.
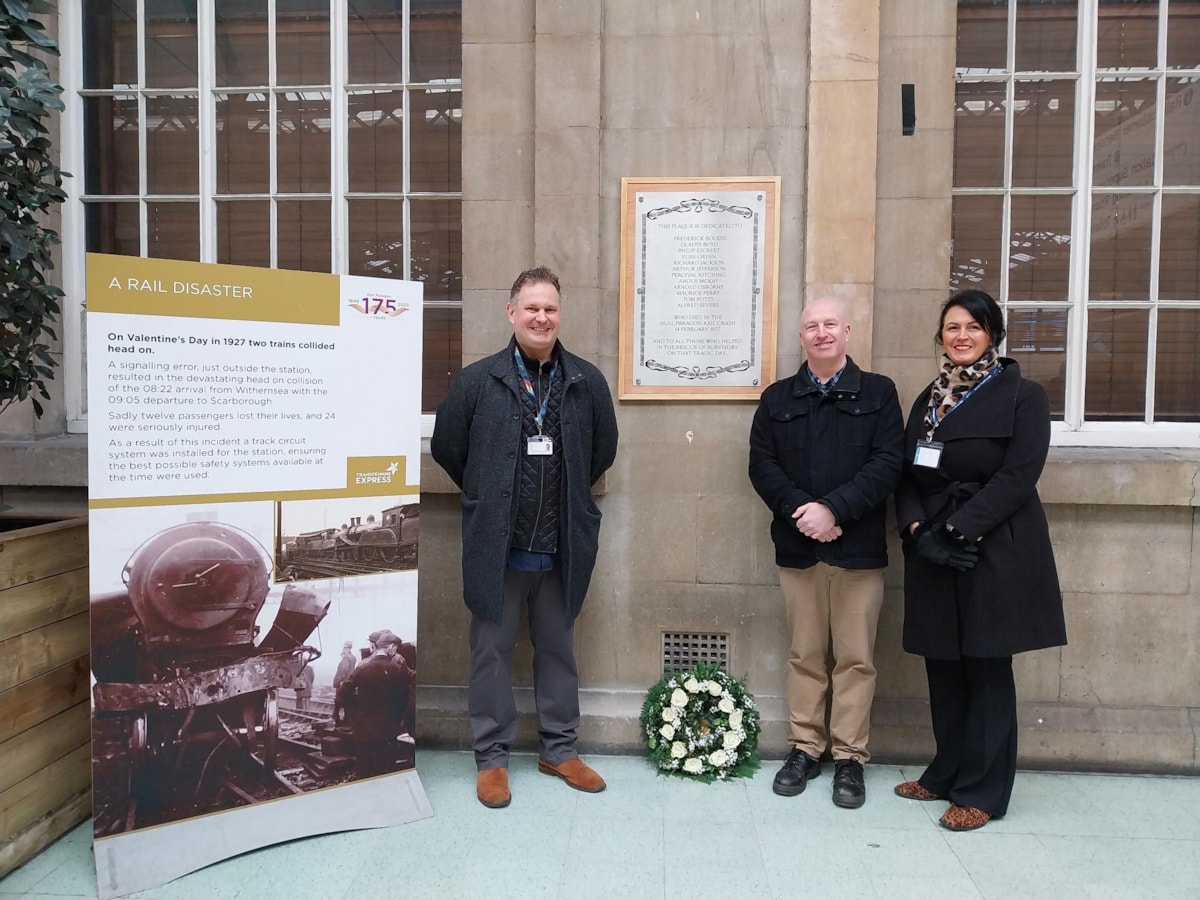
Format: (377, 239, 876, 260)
(792, 502, 840, 542)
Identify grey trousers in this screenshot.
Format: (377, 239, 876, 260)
(468, 568, 580, 769)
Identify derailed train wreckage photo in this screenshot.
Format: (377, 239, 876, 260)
(90, 521, 334, 836)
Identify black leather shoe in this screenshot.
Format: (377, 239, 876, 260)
(772, 747, 822, 797)
(832, 758, 865, 809)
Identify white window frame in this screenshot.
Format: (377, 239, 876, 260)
(58, 0, 460, 439)
(955, 0, 1200, 448)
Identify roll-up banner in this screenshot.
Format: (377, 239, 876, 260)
(85, 254, 431, 899)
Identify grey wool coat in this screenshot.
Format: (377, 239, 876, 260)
(894, 360, 1067, 660)
(430, 339, 619, 624)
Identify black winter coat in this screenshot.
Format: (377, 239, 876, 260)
(895, 360, 1066, 659)
(749, 358, 904, 570)
(430, 340, 619, 624)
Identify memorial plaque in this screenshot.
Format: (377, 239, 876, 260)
(619, 177, 779, 399)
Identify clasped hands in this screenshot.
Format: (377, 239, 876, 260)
(792, 502, 841, 543)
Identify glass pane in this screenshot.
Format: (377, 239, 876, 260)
(1015, 0, 1078, 72)
(85, 202, 139, 255)
(84, 96, 139, 195)
(956, 0, 1008, 74)
(277, 200, 331, 273)
(83, 0, 136, 90)
(1096, 0, 1159, 69)
(216, 93, 271, 194)
(349, 1, 403, 83)
(1093, 77, 1157, 188)
(147, 202, 200, 260)
(216, 200, 270, 267)
(277, 0, 330, 86)
(1155, 308, 1200, 420)
(423, 307, 462, 412)
(1012, 79, 1075, 187)
(277, 92, 332, 193)
(954, 82, 1007, 187)
(349, 200, 404, 278)
(146, 95, 199, 194)
(410, 87, 462, 192)
(1090, 193, 1152, 300)
(1006, 308, 1068, 416)
(1009, 194, 1072, 302)
(411, 1, 463, 83)
(1167, 0, 1200, 68)
(1163, 79, 1200, 185)
(146, 0, 198, 88)
(348, 90, 404, 192)
(216, 1, 269, 87)
(410, 200, 462, 303)
(1085, 308, 1147, 421)
(1159, 193, 1200, 300)
(950, 195, 1004, 296)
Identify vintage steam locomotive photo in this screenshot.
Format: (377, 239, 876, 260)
(275, 497, 419, 581)
(89, 504, 418, 837)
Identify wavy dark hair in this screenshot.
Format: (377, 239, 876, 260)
(937, 289, 1006, 348)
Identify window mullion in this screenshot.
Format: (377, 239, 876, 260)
(137, 0, 148, 257)
(1064, 0, 1099, 430)
(332, 0, 348, 275)
(1145, 2, 1170, 424)
(268, 0, 279, 268)
(61, 5, 88, 428)
(198, 2, 216, 262)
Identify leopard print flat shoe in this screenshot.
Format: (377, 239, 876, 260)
(939, 804, 992, 831)
(894, 780, 941, 801)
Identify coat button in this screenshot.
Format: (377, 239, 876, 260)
(502, 490, 509, 498)
(512, 413, 518, 420)
(507, 451, 514, 458)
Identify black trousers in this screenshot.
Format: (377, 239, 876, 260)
(918, 655, 1017, 817)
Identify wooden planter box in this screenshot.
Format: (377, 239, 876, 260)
(0, 517, 90, 879)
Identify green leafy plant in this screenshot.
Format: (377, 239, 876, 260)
(640, 661, 761, 782)
(0, 0, 68, 419)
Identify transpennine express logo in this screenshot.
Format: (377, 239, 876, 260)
(348, 294, 411, 318)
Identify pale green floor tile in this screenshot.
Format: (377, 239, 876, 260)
(558, 862, 664, 900)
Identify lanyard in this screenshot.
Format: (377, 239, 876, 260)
(513, 348, 557, 434)
(928, 365, 1001, 431)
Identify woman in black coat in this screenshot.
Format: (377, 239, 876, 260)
(893, 290, 1066, 831)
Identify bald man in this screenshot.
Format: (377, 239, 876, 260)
(748, 298, 904, 809)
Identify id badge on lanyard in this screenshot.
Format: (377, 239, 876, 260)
(914, 440, 944, 468)
(527, 435, 554, 456)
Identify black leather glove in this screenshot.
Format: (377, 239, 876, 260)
(914, 524, 979, 571)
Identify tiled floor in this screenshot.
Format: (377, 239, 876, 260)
(3, 751, 1198, 900)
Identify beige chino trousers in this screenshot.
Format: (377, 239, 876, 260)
(779, 563, 885, 762)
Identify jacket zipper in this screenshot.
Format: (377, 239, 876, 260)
(526, 367, 546, 551)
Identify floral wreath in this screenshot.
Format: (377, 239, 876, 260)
(640, 661, 761, 782)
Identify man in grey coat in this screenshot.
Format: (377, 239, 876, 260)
(430, 266, 619, 809)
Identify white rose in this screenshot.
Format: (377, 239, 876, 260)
(708, 681, 723, 696)
(661, 706, 678, 722)
(670, 688, 689, 708)
(708, 749, 728, 767)
(723, 731, 742, 750)
(717, 697, 736, 714)
(660, 723, 676, 740)
(729, 709, 743, 729)
(683, 757, 703, 774)
(684, 678, 700, 693)
(671, 741, 688, 759)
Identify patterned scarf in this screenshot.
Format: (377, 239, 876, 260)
(923, 347, 1001, 437)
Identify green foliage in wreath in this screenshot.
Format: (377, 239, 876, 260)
(640, 661, 761, 782)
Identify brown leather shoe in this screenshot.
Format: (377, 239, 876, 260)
(538, 756, 606, 793)
(476, 767, 511, 808)
(894, 780, 941, 801)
